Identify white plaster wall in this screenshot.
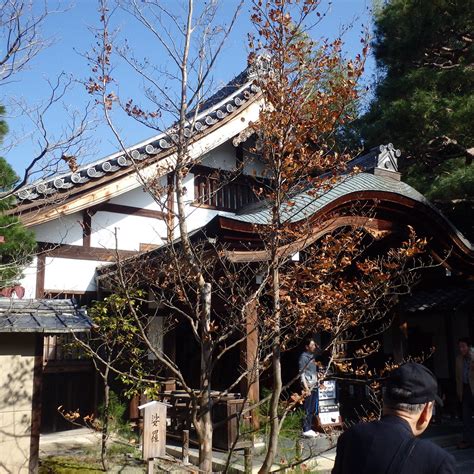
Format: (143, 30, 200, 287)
(32, 212, 83, 245)
(200, 141, 265, 177)
(0, 334, 35, 473)
(185, 205, 234, 234)
(18, 257, 38, 299)
(91, 211, 167, 250)
(109, 185, 167, 210)
(201, 141, 237, 171)
(43, 257, 101, 292)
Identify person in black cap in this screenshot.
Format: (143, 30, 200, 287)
(332, 362, 455, 474)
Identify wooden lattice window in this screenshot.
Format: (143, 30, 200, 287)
(43, 333, 88, 362)
(193, 167, 260, 211)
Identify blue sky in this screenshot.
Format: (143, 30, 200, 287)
(1, 0, 375, 178)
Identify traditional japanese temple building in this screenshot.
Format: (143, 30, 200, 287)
(8, 66, 474, 431)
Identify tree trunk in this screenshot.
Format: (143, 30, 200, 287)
(199, 281, 213, 473)
(101, 375, 110, 471)
(259, 266, 282, 473)
(198, 406, 213, 472)
(175, 163, 214, 471)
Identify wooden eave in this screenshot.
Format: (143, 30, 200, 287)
(14, 93, 262, 227)
(215, 190, 474, 274)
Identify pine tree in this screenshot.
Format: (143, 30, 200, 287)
(355, 0, 473, 237)
(0, 106, 36, 288)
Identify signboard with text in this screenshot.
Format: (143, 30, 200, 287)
(317, 378, 342, 429)
(318, 379, 336, 400)
(140, 401, 167, 460)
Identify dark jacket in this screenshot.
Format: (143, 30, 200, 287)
(332, 416, 455, 474)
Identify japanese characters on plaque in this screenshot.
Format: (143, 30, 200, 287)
(140, 401, 167, 460)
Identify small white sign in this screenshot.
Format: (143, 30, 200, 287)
(319, 410, 340, 425)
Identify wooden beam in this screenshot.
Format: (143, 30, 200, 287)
(83, 211, 92, 247)
(97, 202, 167, 220)
(224, 216, 397, 263)
(38, 242, 139, 262)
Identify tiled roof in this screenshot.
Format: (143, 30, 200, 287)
(400, 284, 474, 312)
(232, 173, 425, 224)
(224, 172, 472, 250)
(15, 68, 260, 202)
(0, 298, 92, 333)
(230, 143, 405, 224)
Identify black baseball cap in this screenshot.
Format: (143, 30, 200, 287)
(385, 362, 443, 406)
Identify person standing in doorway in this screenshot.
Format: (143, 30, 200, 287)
(456, 337, 474, 449)
(299, 337, 319, 438)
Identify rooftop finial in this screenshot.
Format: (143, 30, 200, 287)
(248, 53, 272, 79)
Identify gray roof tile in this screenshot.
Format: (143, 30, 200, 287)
(15, 68, 259, 202)
(400, 284, 474, 312)
(0, 299, 92, 333)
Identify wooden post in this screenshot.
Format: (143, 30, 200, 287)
(240, 298, 260, 429)
(244, 446, 253, 474)
(28, 334, 44, 472)
(391, 311, 406, 363)
(182, 429, 189, 464)
(35, 253, 46, 298)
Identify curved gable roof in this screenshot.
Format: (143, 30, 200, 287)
(229, 173, 470, 248)
(215, 172, 473, 273)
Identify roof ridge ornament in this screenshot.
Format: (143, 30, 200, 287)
(372, 143, 401, 181)
(248, 53, 272, 80)
(376, 143, 401, 172)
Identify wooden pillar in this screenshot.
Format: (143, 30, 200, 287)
(35, 253, 46, 298)
(392, 311, 407, 363)
(29, 334, 44, 472)
(240, 298, 260, 429)
(82, 210, 92, 247)
(182, 429, 190, 464)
